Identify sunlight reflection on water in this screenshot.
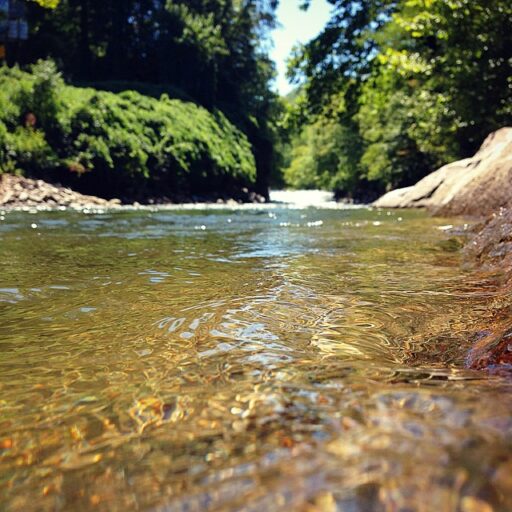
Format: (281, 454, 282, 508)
(0, 202, 511, 511)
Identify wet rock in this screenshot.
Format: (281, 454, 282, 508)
(465, 207, 512, 272)
(0, 174, 121, 210)
(374, 127, 512, 217)
(464, 207, 512, 370)
(468, 328, 512, 370)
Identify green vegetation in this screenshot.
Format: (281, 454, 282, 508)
(13, 0, 281, 198)
(4, 0, 511, 201)
(0, 61, 256, 200)
(30, 0, 60, 7)
(284, 0, 512, 199)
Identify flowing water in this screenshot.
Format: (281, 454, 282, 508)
(0, 193, 511, 511)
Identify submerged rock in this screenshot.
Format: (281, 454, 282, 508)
(374, 127, 512, 217)
(0, 174, 121, 209)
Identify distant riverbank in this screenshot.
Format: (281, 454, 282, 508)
(0, 63, 261, 204)
(0, 176, 360, 212)
(0, 174, 267, 211)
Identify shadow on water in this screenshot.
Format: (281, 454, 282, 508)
(0, 201, 511, 511)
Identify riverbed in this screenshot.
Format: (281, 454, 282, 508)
(1, 193, 511, 511)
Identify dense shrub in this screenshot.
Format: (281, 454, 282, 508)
(0, 61, 256, 200)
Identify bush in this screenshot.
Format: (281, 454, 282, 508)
(0, 61, 256, 200)
(4, 127, 57, 174)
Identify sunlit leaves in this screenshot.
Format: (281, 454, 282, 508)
(30, 0, 60, 8)
(283, 0, 511, 197)
(377, 48, 431, 76)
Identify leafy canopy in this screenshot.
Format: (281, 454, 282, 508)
(283, 0, 511, 198)
(19, 0, 280, 196)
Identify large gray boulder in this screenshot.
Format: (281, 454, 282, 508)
(373, 127, 512, 216)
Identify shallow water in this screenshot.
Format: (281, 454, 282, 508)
(0, 201, 511, 511)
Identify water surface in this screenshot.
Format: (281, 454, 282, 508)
(0, 198, 511, 511)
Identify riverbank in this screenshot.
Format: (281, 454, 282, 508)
(0, 63, 260, 203)
(0, 174, 121, 210)
(372, 127, 512, 371)
(0, 174, 266, 210)
(463, 208, 512, 370)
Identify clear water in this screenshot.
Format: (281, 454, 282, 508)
(0, 201, 511, 511)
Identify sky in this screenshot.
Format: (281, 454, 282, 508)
(270, 0, 332, 96)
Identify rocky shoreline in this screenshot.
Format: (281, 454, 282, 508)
(0, 174, 122, 210)
(373, 126, 512, 372)
(0, 174, 266, 210)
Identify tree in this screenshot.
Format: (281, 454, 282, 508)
(19, 0, 281, 197)
(380, 0, 512, 155)
(284, 0, 512, 197)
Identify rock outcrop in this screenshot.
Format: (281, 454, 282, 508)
(0, 174, 121, 209)
(374, 127, 512, 217)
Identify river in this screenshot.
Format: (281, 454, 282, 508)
(0, 192, 511, 511)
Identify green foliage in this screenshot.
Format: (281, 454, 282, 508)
(285, 0, 512, 198)
(3, 128, 57, 174)
(20, 0, 281, 196)
(15, 60, 65, 139)
(368, 0, 510, 161)
(166, 3, 228, 62)
(284, 119, 363, 193)
(0, 62, 256, 198)
(0, 122, 10, 174)
(355, 66, 458, 190)
(30, 0, 60, 8)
